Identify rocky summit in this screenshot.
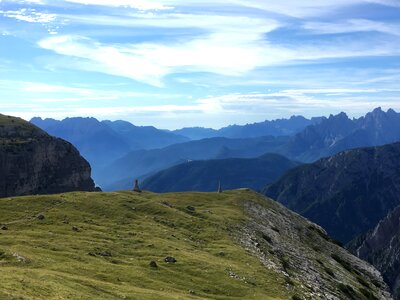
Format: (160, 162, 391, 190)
(0, 114, 95, 197)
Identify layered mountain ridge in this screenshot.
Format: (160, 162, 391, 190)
(142, 153, 299, 193)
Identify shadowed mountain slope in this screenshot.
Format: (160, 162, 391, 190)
(264, 142, 400, 244)
(349, 205, 400, 299)
(142, 153, 299, 193)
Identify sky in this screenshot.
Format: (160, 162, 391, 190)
(0, 0, 400, 129)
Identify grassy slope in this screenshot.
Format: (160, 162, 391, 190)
(0, 190, 293, 300)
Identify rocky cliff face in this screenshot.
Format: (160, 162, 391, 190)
(0, 114, 95, 197)
(264, 142, 400, 243)
(349, 206, 400, 299)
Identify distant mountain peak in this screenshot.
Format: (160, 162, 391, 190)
(329, 111, 349, 120)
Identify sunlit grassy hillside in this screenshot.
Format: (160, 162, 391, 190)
(0, 190, 390, 299)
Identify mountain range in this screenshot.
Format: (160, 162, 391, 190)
(31, 107, 400, 193)
(30, 117, 188, 180)
(1, 110, 399, 298)
(277, 107, 400, 162)
(172, 115, 323, 140)
(99, 136, 289, 191)
(142, 153, 300, 193)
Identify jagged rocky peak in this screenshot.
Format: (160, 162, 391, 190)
(329, 111, 349, 120)
(0, 114, 95, 197)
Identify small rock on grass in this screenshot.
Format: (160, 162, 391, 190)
(149, 260, 158, 268)
(164, 256, 177, 263)
(186, 206, 196, 212)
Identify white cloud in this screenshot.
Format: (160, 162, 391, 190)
(53, 0, 400, 16)
(38, 14, 284, 86)
(303, 19, 400, 36)
(64, 0, 172, 10)
(1, 8, 56, 23)
(38, 28, 400, 86)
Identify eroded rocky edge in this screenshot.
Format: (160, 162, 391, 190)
(234, 195, 392, 299)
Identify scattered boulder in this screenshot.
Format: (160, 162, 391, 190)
(149, 260, 158, 268)
(186, 206, 196, 212)
(1, 225, 8, 230)
(72, 226, 80, 232)
(37, 213, 45, 220)
(88, 250, 112, 257)
(164, 256, 177, 263)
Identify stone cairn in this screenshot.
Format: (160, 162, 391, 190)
(218, 181, 222, 193)
(133, 179, 142, 192)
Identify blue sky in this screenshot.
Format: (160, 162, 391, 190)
(0, 0, 400, 129)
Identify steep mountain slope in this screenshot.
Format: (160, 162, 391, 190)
(349, 205, 400, 299)
(100, 136, 289, 190)
(0, 190, 391, 299)
(0, 114, 95, 197)
(142, 153, 300, 193)
(173, 116, 323, 140)
(264, 142, 400, 244)
(279, 107, 400, 162)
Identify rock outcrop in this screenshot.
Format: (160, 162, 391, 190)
(349, 205, 400, 299)
(0, 114, 95, 197)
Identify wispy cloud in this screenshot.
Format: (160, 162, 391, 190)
(303, 19, 400, 36)
(37, 14, 283, 86)
(38, 30, 400, 86)
(60, 0, 171, 10)
(1, 8, 56, 23)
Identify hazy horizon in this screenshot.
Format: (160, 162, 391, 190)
(27, 106, 394, 130)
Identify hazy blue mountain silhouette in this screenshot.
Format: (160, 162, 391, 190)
(142, 153, 300, 193)
(100, 136, 289, 190)
(173, 115, 323, 140)
(30, 117, 188, 181)
(278, 107, 400, 162)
